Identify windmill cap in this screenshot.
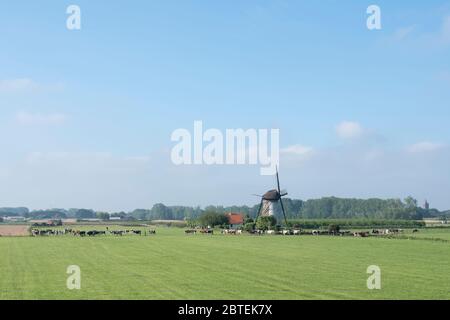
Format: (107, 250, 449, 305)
(263, 190, 281, 201)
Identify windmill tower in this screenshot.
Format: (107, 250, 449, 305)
(254, 167, 289, 225)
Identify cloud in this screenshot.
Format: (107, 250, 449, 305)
(16, 112, 67, 126)
(393, 25, 416, 40)
(406, 141, 446, 153)
(281, 145, 314, 157)
(335, 121, 364, 139)
(385, 15, 450, 48)
(0, 78, 37, 92)
(0, 78, 63, 93)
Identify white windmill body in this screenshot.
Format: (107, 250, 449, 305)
(261, 200, 275, 217)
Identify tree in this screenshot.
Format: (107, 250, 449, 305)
(29, 209, 67, 219)
(75, 209, 95, 219)
(198, 211, 228, 228)
(111, 212, 127, 219)
(0, 207, 29, 217)
(256, 216, 277, 231)
(96, 212, 110, 221)
(130, 209, 150, 220)
(404, 196, 418, 209)
(151, 203, 172, 220)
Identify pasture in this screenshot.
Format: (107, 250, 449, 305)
(0, 226, 449, 300)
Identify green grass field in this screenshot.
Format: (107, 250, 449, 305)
(0, 227, 449, 300)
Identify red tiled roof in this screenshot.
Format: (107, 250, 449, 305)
(227, 213, 244, 225)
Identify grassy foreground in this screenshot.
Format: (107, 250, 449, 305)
(0, 227, 449, 300)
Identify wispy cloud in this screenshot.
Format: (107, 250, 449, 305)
(0, 78, 37, 92)
(281, 145, 314, 157)
(0, 78, 63, 93)
(393, 25, 416, 40)
(335, 121, 364, 140)
(386, 15, 450, 48)
(406, 141, 446, 153)
(16, 111, 67, 126)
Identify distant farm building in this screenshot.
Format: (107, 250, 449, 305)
(226, 213, 244, 229)
(3, 216, 27, 222)
(424, 200, 430, 210)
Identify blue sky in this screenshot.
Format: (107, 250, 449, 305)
(1, 0, 449, 211)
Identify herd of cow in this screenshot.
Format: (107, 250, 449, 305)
(31, 228, 157, 237)
(30, 226, 419, 238)
(185, 228, 417, 237)
(185, 229, 214, 235)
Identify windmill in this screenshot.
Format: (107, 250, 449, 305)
(254, 167, 289, 226)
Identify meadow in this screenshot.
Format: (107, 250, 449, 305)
(0, 226, 449, 300)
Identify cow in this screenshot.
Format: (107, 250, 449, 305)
(353, 232, 369, 238)
(199, 229, 214, 235)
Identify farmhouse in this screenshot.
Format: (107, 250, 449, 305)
(226, 213, 244, 229)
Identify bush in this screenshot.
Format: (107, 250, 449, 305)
(256, 216, 277, 231)
(243, 223, 256, 232)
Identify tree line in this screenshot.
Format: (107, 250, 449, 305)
(0, 196, 448, 221)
